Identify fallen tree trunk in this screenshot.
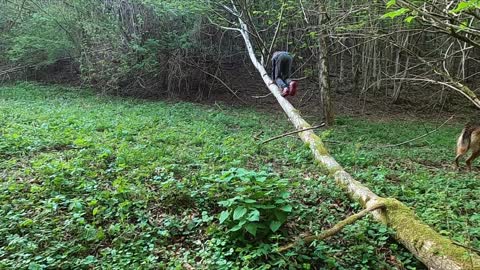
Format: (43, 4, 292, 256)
(223, 5, 480, 270)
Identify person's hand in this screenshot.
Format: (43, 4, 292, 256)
(281, 87, 289, 97)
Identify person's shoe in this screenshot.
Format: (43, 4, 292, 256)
(289, 81, 298, 96)
(281, 87, 290, 97)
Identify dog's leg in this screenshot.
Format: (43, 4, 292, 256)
(454, 154, 463, 169)
(466, 149, 480, 171)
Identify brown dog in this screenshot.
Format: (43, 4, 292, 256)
(455, 121, 480, 170)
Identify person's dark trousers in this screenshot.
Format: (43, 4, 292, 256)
(271, 52, 292, 89)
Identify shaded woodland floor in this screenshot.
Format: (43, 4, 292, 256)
(1, 83, 479, 269)
(22, 62, 476, 123)
(182, 65, 477, 123)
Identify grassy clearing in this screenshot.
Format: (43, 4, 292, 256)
(2, 83, 475, 269)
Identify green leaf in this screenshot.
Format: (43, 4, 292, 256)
(280, 191, 290, 199)
(245, 223, 258, 236)
(247, 209, 260, 221)
(279, 205, 292, 212)
(459, 20, 469, 32)
(451, 1, 473, 13)
(229, 220, 246, 232)
(274, 209, 288, 222)
(218, 200, 230, 207)
(233, 206, 247, 220)
(381, 8, 410, 19)
(275, 199, 285, 204)
(404, 16, 416, 23)
(256, 176, 267, 182)
(386, 0, 396, 8)
(269, 220, 282, 232)
(96, 228, 105, 241)
(219, 210, 230, 224)
(254, 204, 276, 209)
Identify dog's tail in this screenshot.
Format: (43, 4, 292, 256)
(460, 122, 478, 149)
(455, 122, 478, 167)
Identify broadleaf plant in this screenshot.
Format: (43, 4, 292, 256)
(206, 168, 293, 239)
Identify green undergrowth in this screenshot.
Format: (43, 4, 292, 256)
(327, 117, 480, 252)
(0, 83, 427, 269)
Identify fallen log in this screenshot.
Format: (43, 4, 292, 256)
(220, 4, 480, 270)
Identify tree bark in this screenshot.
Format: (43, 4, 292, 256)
(227, 7, 480, 270)
(392, 33, 410, 103)
(317, 2, 334, 126)
(338, 38, 347, 89)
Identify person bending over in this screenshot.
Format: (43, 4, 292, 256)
(271, 51, 298, 97)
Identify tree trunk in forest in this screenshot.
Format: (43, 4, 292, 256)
(392, 55, 410, 103)
(317, 2, 334, 126)
(351, 39, 360, 92)
(362, 42, 374, 94)
(338, 38, 347, 90)
(392, 33, 410, 103)
(223, 5, 480, 270)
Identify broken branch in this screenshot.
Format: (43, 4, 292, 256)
(261, 124, 326, 144)
(278, 203, 386, 252)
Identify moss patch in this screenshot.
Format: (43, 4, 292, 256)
(382, 198, 480, 269)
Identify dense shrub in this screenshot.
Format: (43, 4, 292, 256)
(0, 0, 220, 96)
